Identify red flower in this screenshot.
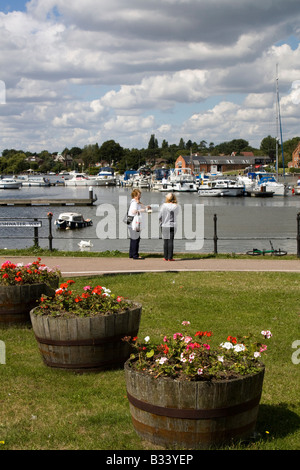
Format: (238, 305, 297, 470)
(227, 336, 237, 344)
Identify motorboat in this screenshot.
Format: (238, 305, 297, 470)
(0, 177, 22, 189)
(236, 174, 255, 195)
(16, 175, 51, 187)
(55, 212, 93, 229)
(151, 169, 170, 190)
(131, 174, 151, 189)
(131, 167, 152, 189)
(158, 168, 198, 192)
(64, 172, 100, 186)
(292, 178, 300, 195)
(247, 172, 288, 196)
(91, 167, 116, 186)
(198, 179, 244, 197)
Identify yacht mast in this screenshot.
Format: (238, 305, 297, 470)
(275, 64, 285, 178)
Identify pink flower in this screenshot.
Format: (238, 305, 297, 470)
(173, 333, 183, 340)
(163, 336, 168, 342)
(182, 321, 190, 326)
(83, 285, 91, 291)
(184, 336, 192, 343)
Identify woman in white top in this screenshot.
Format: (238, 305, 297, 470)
(159, 192, 179, 261)
(128, 188, 150, 260)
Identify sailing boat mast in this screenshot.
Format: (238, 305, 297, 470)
(275, 64, 285, 178)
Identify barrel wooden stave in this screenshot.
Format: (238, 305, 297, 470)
(0, 284, 55, 325)
(30, 303, 142, 372)
(125, 360, 265, 449)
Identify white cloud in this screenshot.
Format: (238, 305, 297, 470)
(0, 0, 299, 152)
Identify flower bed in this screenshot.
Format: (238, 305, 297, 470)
(34, 279, 130, 317)
(0, 258, 60, 286)
(124, 321, 272, 381)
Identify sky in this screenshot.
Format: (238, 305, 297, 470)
(0, 0, 299, 154)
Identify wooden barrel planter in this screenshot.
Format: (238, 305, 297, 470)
(30, 303, 142, 373)
(0, 283, 56, 325)
(125, 360, 265, 449)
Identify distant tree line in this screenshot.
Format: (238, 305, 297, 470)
(1, 135, 299, 174)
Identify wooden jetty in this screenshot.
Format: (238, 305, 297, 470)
(0, 189, 98, 206)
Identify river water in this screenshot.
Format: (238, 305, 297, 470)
(0, 176, 299, 255)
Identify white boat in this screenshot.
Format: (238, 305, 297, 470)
(64, 172, 100, 186)
(91, 167, 116, 186)
(292, 178, 300, 195)
(131, 174, 151, 188)
(236, 175, 255, 195)
(247, 172, 288, 196)
(0, 177, 22, 189)
(55, 212, 93, 229)
(16, 175, 51, 187)
(158, 168, 198, 192)
(198, 179, 244, 197)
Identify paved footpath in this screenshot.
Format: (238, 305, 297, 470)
(0, 255, 299, 277)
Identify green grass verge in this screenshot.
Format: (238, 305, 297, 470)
(0, 246, 298, 260)
(0, 271, 299, 450)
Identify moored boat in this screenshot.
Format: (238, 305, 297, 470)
(198, 178, 244, 197)
(248, 172, 288, 196)
(16, 175, 51, 187)
(91, 167, 116, 186)
(0, 177, 22, 189)
(54, 212, 93, 229)
(158, 168, 198, 192)
(64, 172, 100, 186)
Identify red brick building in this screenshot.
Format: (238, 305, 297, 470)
(175, 153, 271, 174)
(288, 142, 300, 168)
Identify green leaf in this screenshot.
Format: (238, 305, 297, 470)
(146, 349, 154, 358)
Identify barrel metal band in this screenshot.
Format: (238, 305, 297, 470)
(34, 330, 138, 347)
(127, 392, 261, 419)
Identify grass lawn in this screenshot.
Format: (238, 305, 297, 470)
(0, 271, 299, 450)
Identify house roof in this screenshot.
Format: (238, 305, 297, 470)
(179, 154, 271, 165)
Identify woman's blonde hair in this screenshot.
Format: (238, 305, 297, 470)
(165, 192, 177, 204)
(131, 188, 141, 198)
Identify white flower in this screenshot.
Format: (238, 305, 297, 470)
(220, 342, 233, 350)
(261, 330, 272, 339)
(157, 357, 168, 365)
(197, 368, 203, 375)
(254, 351, 261, 358)
(144, 336, 150, 343)
(233, 343, 246, 353)
(180, 353, 187, 363)
(188, 353, 195, 363)
(102, 287, 111, 297)
(217, 356, 224, 362)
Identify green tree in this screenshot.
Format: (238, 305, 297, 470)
(260, 135, 276, 160)
(99, 140, 124, 166)
(148, 134, 158, 149)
